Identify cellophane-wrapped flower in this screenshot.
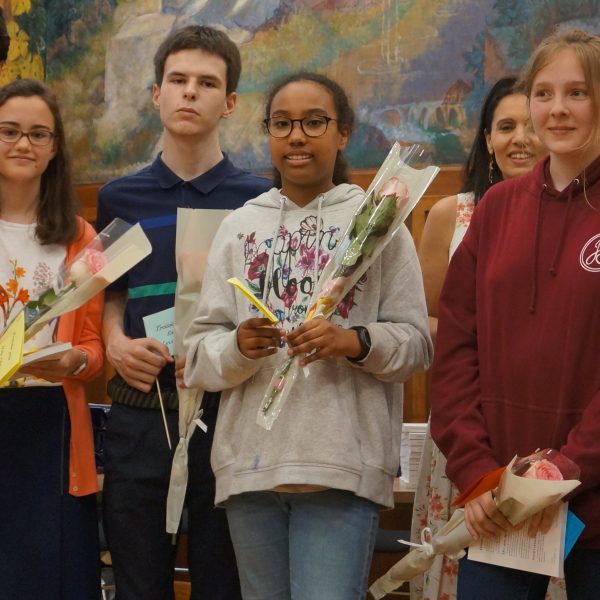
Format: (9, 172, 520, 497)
(22, 217, 151, 341)
(369, 449, 581, 599)
(257, 142, 439, 430)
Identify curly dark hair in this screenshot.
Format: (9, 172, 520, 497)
(264, 72, 355, 188)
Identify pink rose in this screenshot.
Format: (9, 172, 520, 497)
(320, 276, 349, 302)
(522, 459, 564, 480)
(379, 176, 410, 210)
(84, 249, 107, 274)
(69, 249, 107, 286)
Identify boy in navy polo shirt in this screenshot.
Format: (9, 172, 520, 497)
(96, 25, 270, 600)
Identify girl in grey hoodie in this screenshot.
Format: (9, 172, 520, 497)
(184, 72, 432, 600)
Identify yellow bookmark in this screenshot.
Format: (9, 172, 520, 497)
(228, 277, 279, 323)
(0, 311, 25, 385)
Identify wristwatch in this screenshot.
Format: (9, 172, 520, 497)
(71, 351, 88, 376)
(348, 326, 371, 363)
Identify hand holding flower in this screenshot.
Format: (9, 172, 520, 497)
(237, 317, 283, 360)
(526, 502, 561, 538)
(286, 319, 361, 367)
(258, 143, 440, 430)
(106, 329, 172, 393)
(464, 490, 514, 541)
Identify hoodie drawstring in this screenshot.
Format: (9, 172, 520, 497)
(529, 189, 544, 314)
(313, 195, 324, 289)
(549, 180, 576, 276)
(263, 194, 287, 308)
(530, 177, 579, 313)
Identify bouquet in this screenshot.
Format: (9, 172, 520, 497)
(166, 207, 233, 534)
(22, 248, 107, 334)
(257, 142, 439, 430)
(0, 218, 152, 384)
(369, 449, 582, 599)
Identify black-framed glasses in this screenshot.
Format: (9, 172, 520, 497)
(263, 115, 337, 138)
(0, 126, 55, 147)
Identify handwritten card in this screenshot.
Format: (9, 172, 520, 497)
(0, 311, 25, 385)
(143, 307, 175, 355)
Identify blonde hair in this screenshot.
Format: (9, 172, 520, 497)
(518, 28, 600, 147)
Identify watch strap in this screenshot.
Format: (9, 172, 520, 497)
(348, 326, 371, 363)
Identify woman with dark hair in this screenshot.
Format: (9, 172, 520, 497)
(411, 77, 547, 600)
(0, 79, 103, 599)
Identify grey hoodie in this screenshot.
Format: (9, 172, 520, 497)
(184, 183, 432, 508)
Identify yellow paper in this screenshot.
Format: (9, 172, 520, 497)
(227, 277, 278, 323)
(0, 311, 25, 385)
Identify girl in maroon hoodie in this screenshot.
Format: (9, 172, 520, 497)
(430, 28, 600, 600)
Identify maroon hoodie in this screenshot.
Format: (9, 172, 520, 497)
(430, 154, 600, 547)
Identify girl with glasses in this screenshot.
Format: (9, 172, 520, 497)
(181, 72, 432, 599)
(0, 79, 103, 599)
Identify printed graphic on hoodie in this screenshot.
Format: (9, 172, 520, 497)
(580, 233, 600, 272)
(240, 215, 366, 325)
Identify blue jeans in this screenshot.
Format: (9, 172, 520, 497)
(224, 489, 379, 600)
(458, 548, 600, 599)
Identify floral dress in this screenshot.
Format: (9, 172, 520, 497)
(410, 193, 566, 600)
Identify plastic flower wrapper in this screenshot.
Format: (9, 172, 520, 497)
(22, 217, 151, 341)
(257, 142, 439, 430)
(21, 248, 108, 334)
(166, 208, 233, 535)
(369, 449, 581, 599)
(0, 218, 152, 385)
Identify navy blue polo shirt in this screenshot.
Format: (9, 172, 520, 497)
(96, 153, 271, 388)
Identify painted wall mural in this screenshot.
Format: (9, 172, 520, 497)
(2, 0, 599, 182)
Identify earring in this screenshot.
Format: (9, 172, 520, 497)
(488, 153, 495, 184)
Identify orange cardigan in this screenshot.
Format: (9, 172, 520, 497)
(56, 217, 104, 497)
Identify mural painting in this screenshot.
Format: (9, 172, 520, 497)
(1, 0, 599, 183)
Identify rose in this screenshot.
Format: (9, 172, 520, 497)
(306, 276, 350, 320)
(320, 276, 350, 300)
(69, 249, 107, 286)
(379, 176, 410, 210)
(521, 459, 564, 481)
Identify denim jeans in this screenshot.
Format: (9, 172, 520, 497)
(224, 489, 379, 600)
(458, 547, 600, 600)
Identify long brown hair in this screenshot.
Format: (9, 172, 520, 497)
(0, 79, 79, 245)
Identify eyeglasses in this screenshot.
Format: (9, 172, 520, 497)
(0, 126, 55, 147)
(263, 115, 337, 138)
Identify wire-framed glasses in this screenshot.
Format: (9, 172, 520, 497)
(0, 126, 55, 147)
(263, 115, 337, 138)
